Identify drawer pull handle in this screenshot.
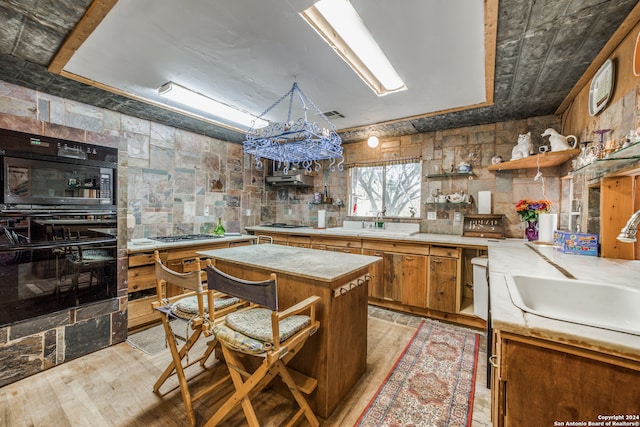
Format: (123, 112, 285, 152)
(489, 355, 498, 368)
(405, 256, 413, 261)
(432, 258, 443, 264)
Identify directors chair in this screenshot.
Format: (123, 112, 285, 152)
(152, 251, 243, 427)
(204, 263, 320, 427)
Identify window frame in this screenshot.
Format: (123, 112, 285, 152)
(347, 160, 421, 218)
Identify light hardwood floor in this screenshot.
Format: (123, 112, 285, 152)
(0, 307, 491, 426)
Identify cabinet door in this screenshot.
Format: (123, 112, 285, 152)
(383, 253, 403, 302)
(401, 254, 428, 308)
(428, 255, 457, 312)
(363, 249, 385, 299)
(500, 337, 640, 426)
(384, 253, 427, 307)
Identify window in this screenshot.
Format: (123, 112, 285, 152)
(348, 161, 421, 217)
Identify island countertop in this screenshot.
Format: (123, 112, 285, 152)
(197, 243, 381, 283)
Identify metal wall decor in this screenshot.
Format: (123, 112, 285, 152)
(243, 82, 344, 175)
(588, 59, 615, 116)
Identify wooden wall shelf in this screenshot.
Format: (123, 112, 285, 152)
(488, 149, 580, 171)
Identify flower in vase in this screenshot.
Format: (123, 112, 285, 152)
(515, 199, 552, 222)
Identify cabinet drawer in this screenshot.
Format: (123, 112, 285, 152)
(430, 246, 460, 258)
(362, 240, 429, 255)
(288, 235, 311, 247)
(128, 251, 167, 267)
(326, 246, 361, 254)
(127, 264, 156, 292)
(128, 297, 160, 328)
(311, 236, 361, 249)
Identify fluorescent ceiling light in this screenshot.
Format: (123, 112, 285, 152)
(301, 0, 406, 96)
(158, 81, 268, 129)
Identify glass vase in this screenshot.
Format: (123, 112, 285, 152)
(525, 220, 539, 242)
(214, 218, 226, 236)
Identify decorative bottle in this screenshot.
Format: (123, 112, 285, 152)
(214, 218, 226, 236)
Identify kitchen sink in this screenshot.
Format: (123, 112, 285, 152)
(505, 274, 640, 336)
(358, 229, 418, 237)
(326, 222, 419, 237)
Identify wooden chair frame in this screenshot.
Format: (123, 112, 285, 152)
(151, 251, 241, 427)
(204, 263, 320, 427)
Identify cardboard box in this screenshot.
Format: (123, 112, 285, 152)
(554, 231, 598, 256)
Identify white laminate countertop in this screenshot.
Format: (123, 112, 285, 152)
(245, 225, 494, 247)
(488, 240, 640, 361)
(126, 234, 256, 253)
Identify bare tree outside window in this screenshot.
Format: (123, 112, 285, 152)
(349, 162, 421, 217)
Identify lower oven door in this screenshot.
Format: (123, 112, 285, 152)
(0, 238, 117, 326)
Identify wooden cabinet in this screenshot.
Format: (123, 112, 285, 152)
(491, 332, 640, 427)
(126, 239, 252, 330)
(247, 229, 485, 328)
(310, 236, 361, 253)
(255, 232, 288, 245)
(362, 240, 429, 308)
(427, 246, 461, 313)
(287, 234, 311, 248)
(388, 252, 428, 308)
(362, 248, 384, 299)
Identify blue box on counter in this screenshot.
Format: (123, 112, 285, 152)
(553, 230, 598, 256)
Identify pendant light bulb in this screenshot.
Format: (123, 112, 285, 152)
(367, 135, 379, 148)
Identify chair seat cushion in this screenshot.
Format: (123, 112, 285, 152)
(212, 308, 312, 355)
(212, 323, 270, 354)
(170, 295, 239, 320)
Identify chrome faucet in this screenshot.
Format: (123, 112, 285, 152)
(617, 209, 640, 243)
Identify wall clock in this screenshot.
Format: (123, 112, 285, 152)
(588, 59, 615, 116)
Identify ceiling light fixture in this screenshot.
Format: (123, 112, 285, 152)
(367, 135, 379, 148)
(158, 81, 268, 129)
(243, 82, 343, 175)
(300, 0, 406, 97)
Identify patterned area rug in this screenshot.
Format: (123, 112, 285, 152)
(356, 319, 480, 427)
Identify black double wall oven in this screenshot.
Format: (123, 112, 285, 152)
(0, 128, 118, 326)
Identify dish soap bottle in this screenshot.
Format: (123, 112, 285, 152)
(214, 218, 226, 236)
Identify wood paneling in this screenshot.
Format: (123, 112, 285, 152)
(600, 176, 636, 259)
(427, 255, 458, 313)
(496, 335, 640, 426)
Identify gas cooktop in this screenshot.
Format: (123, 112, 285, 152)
(150, 234, 223, 243)
(261, 223, 308, 228)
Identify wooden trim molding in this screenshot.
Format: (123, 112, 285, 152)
(48, 0, 119, 74)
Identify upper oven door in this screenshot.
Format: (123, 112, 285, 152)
(2, 156, 115, 206)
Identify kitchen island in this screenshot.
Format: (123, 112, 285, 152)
(197, 244, 382, 419)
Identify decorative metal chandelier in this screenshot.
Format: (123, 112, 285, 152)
(243, 82, 344, 175)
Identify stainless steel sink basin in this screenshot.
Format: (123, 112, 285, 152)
(505, 274, 640, 336)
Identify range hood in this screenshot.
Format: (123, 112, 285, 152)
(265, 173, 314, 187)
